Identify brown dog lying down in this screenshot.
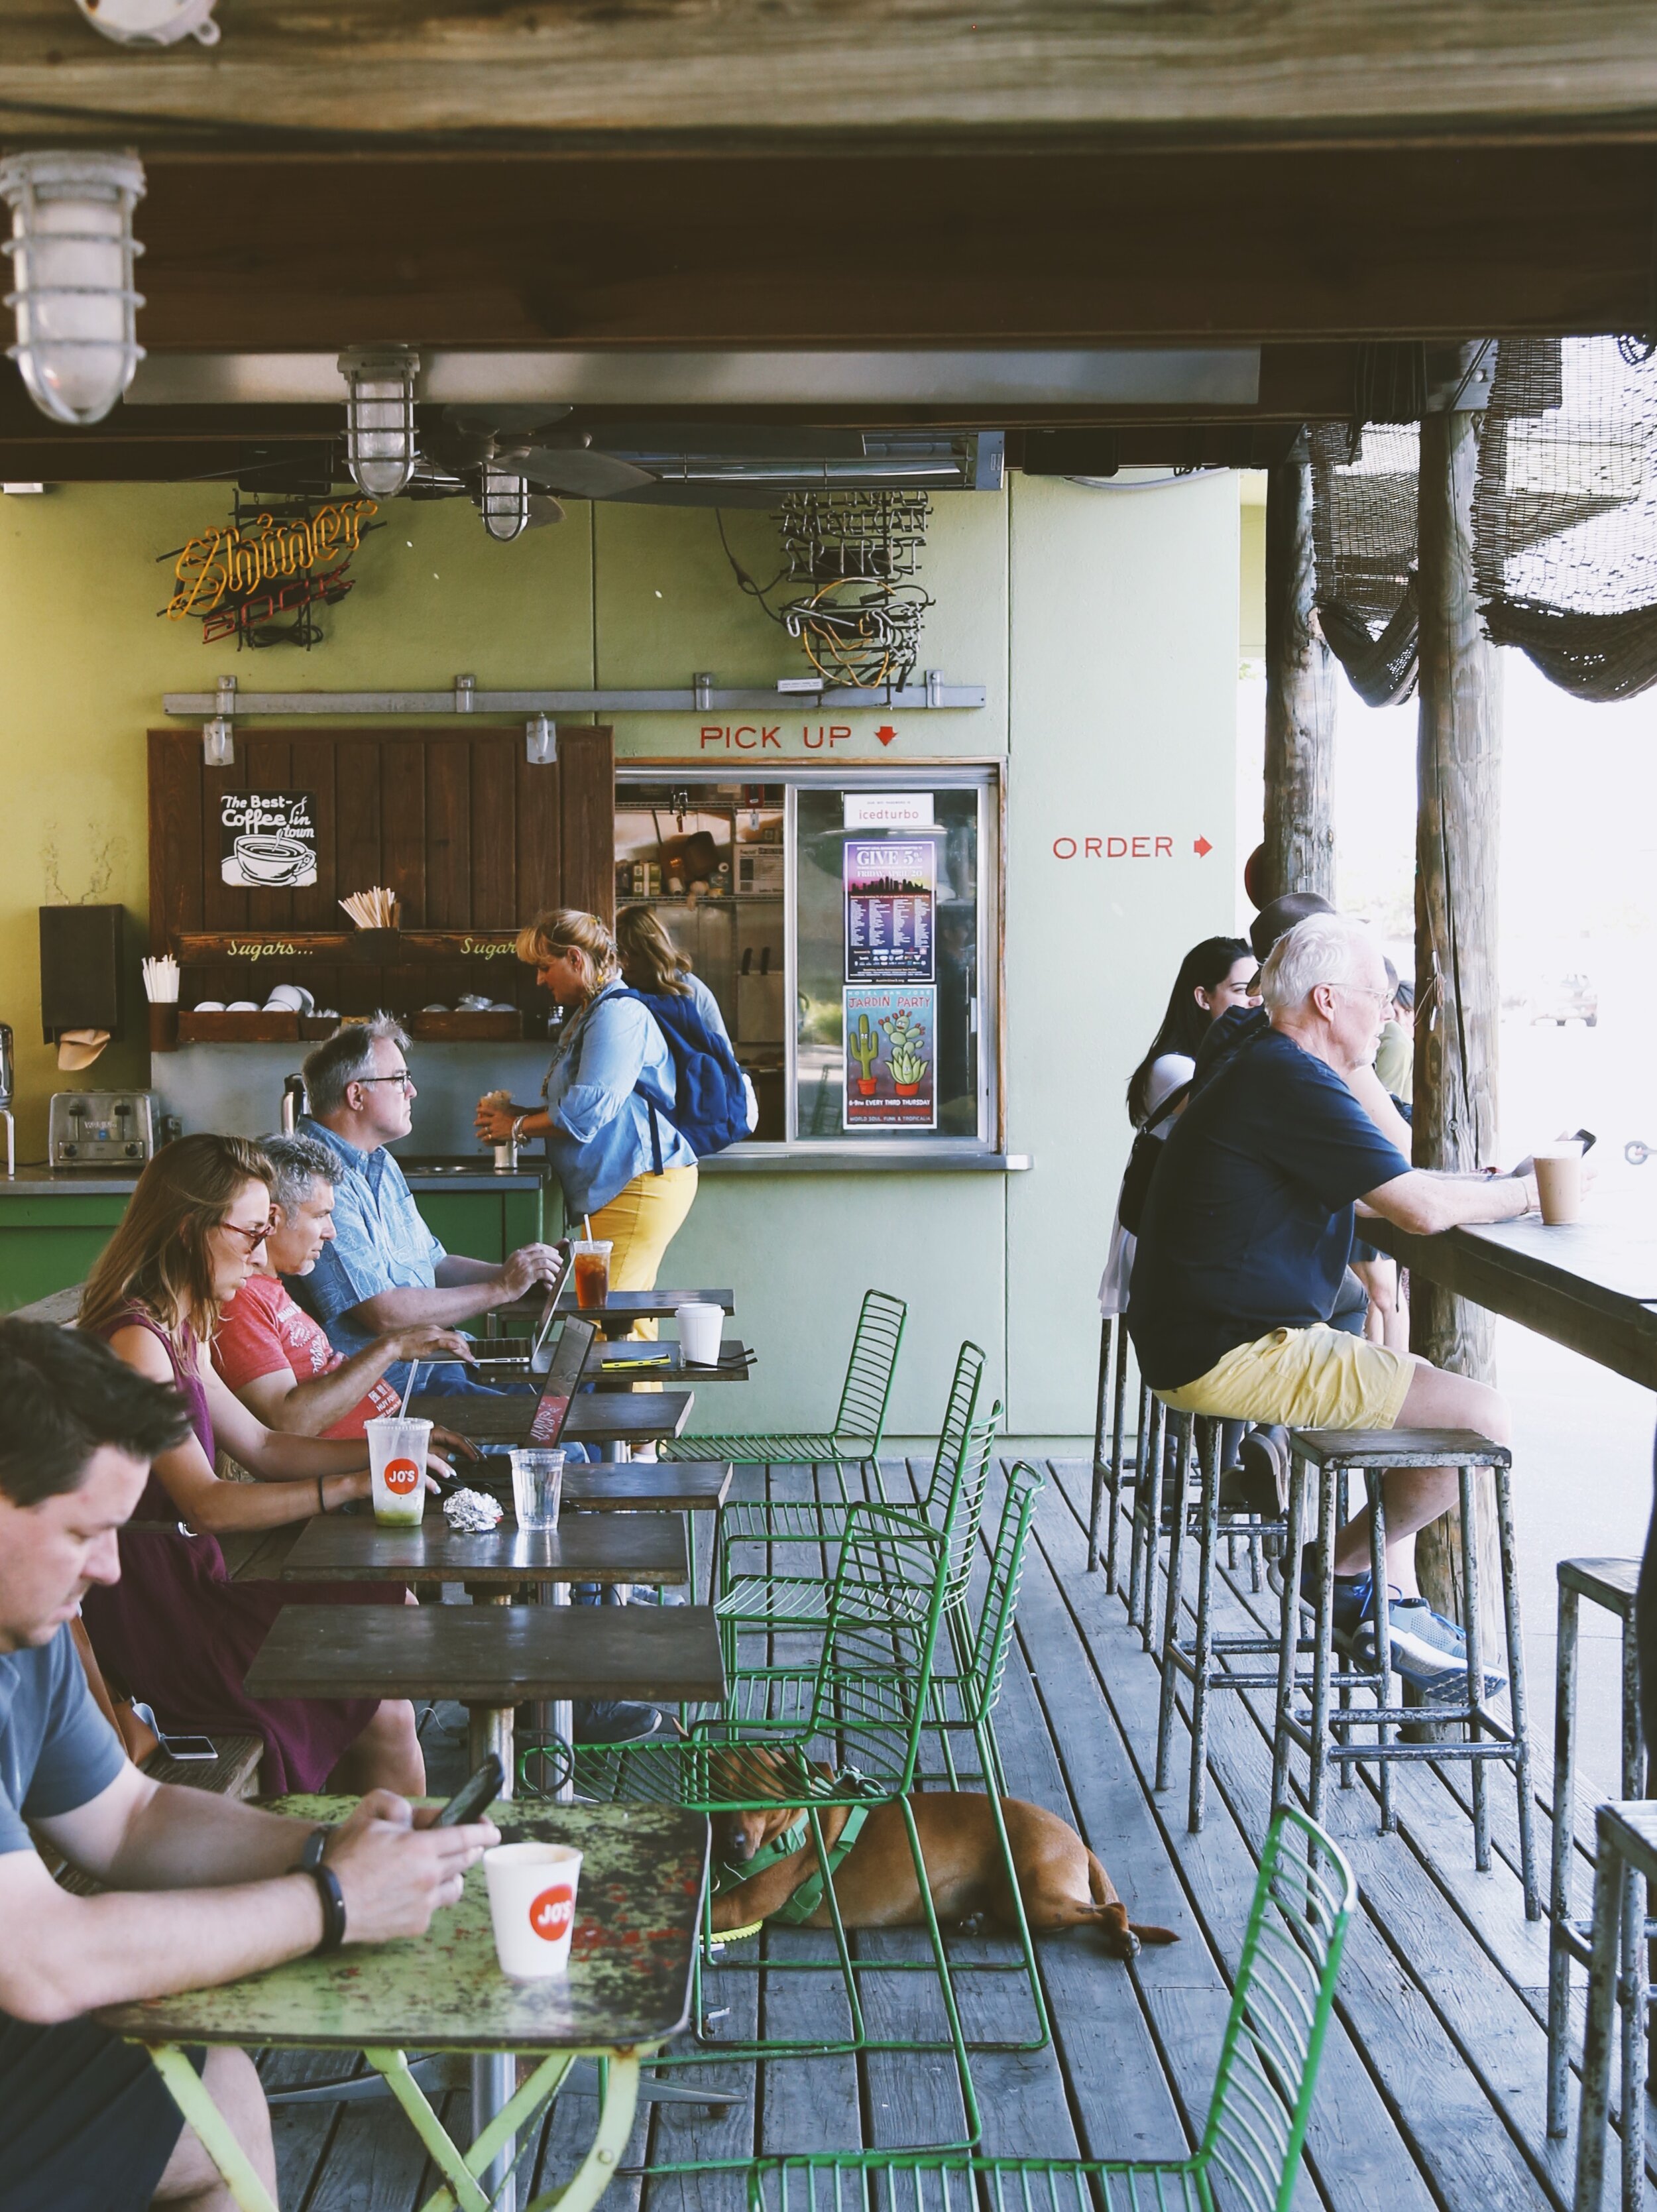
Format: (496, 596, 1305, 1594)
(708, 1756, 1178, 1960)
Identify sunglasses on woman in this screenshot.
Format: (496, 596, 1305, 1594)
(218, 1218, 270, 1250)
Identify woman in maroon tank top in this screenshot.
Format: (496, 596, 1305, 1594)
(79, 1135, 432, 1796)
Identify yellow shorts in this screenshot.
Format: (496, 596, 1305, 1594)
(1157, 1325, 1416, 1432)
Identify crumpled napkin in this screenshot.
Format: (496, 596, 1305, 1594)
(443, 1486, 504, 1533)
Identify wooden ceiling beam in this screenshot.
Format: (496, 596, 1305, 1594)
(5, 146, 1647, 354)
(2, 3, 1657, 147)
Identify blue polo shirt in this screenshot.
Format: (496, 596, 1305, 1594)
(288, 1116, 447, 1358)
(0, 1626, 124, 1861)
(1127, 1027, 1410, 1391)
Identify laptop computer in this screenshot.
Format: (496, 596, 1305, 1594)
(417, 1314, 601, 1448)
(460, 1253, 571, 1370)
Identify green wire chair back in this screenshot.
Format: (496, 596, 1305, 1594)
(937, 1397, 1001, 1614)
(917, 1339, 986, 1513)
(828, 1289, 908, 1456)
(744, 1806, 1355, 2212)
(1198, 1806, 1355, 2210)
(952, 1460, 1044, 1726)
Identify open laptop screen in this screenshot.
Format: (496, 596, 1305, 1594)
(526, 1316, 599, 1446)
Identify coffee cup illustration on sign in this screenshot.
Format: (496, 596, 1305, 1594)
(530, 1885, 575, 1943)
(226, 834, 312, 886)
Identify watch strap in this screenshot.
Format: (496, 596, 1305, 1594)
(308, 1863, 347, 1953)
(298, 1825, 332, 1873)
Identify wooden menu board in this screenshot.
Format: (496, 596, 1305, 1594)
(148, 725, 614, 1022)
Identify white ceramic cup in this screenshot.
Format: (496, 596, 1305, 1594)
(365, 1415, 431, 1527)
(193, 1000, 225, 1012)
(264, 983, 304, 1012)
(675, 1303, 723, 1367)
(484, 1841, 583, 1978)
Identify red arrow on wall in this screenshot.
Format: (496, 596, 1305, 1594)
(1193, 836, 1213, 858)
(875, 724, 897, 747)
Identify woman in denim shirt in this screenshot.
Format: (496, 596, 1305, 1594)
(475, 909, 699, 1326)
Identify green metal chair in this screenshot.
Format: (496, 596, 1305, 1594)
(722, 1464, 1054, 2056)
(713, 1342, 992, 1645)
(744, 1805, 1355, 2212)
(661, 1287, 907, 1484)
(571, 1443, 994, 2144)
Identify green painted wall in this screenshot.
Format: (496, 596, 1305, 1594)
(0, 473, 1238, 1437)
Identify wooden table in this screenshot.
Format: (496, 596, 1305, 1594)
(588, 1336, 749, 1384)
(1365, 1208, 1657, 1391)
(96, 1792, 708, 2212)
(272, 1511, 689, 1589)
(409, 1388, 694, 1445)
(490, 1287, 734, 1336)
(247, 1601, 724, 1775)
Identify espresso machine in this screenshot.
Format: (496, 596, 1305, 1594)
(0, 1023, 13, 1179)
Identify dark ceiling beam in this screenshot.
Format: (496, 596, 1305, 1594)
(40, 147, 1656, 353)
(2, 2, 1657, 147)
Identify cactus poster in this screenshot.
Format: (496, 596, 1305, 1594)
(843, 984, 937, 1129)
(844, 837, 935, 982)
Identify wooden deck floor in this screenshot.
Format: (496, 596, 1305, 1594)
(264, 1457, 1652, 2212)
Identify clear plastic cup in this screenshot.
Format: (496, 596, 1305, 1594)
(571, 1240, 612, 1309)
(365, 1415, 431, 1527)
(675, 1303, 723, 1367)
(484, 1841, 583, 1978)
(509, 1448, 565, 1531)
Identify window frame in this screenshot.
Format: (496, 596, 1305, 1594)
(614, 760, 1003, 1158)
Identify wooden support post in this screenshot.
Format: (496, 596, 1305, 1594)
(1412, 401, 1502, 1628)
(1261, 456, 1337, 903)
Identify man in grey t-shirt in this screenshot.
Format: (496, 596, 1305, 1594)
(0, 1321, 498, 2212)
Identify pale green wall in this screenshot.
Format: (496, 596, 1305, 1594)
(0, 472, 1237, 1437)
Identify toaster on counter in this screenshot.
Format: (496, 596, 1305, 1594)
(49, 1089, 157, 1168)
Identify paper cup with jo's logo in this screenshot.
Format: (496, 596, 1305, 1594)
(484, 1841, 583, 1979)
(365, 1416, 431, 1528)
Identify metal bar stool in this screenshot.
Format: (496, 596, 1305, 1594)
(1125, 1386, 1167, 1649)
(1548, 1557, 1650, 2144)
(1154, 1412, 1291, 1832)
(1086, 1313, 1133, 1583)
(1270, 1426, 1539, 1918)
(1572, 1799, 1656, 2212)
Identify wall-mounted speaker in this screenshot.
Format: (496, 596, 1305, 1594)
(40, 905, 124, 1044)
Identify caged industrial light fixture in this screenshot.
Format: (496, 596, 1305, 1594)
(479, 461, 530, 542)
(337, 345, 420, 500)
(0, 150, 146, 426)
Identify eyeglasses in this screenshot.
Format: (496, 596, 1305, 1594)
(354, 1071, 416, 1094)
(219, 1219, 270, 1250)
(1340, 986, 1395, 1013)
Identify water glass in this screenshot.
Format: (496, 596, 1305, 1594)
(509, 1447, 565, 1531)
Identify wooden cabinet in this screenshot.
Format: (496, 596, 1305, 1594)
(147, 725, 614, 1028)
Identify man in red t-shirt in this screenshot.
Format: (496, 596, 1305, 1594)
(215, 1132, 475, 1440)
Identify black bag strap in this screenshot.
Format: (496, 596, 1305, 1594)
(1141, 1080, 1190, 1135)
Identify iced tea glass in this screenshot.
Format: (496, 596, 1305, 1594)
(571, 1238, 612, 1308)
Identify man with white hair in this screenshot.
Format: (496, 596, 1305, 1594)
(1127, 912, 1537, 1691)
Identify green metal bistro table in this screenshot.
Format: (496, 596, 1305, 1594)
(95, 1794, 709, 2212)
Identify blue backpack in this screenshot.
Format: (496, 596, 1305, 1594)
(610, 986, 752, 1165)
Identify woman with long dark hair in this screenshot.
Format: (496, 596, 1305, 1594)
(1100, 935, 1255, 1316)
(79, 1134, 430, 1796)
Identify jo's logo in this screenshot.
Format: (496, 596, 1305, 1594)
(382, 1457, 420, 1495)
(529, 1885, 574, 1942)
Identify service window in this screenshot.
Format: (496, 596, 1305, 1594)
(614, 767, 1000, 1154)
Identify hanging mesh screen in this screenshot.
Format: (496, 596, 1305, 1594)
(1473, 335, 1657, 701)
(1308, 422, 1421, 707)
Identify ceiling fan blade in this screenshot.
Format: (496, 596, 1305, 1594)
(443, 404, 574, 436)
(513, 447, 655, 498)
(430, 428, 500, 471)
(526, 495, 565, 528)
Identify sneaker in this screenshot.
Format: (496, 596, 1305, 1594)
(1351, 1599, 1508, 1703)
(571, 1701, 669, 1746)
(1220, 1425, 1290, 1517)
(1298, 1556, 1375, 1637)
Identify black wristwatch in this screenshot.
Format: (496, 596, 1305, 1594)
(298, 1825, 333, 1873)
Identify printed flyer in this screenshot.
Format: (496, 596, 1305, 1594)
(843, 984, 937, 1130)
(843, 837, 935, 982)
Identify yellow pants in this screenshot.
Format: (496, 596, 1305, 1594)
(587, 1165, 699, 1343)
